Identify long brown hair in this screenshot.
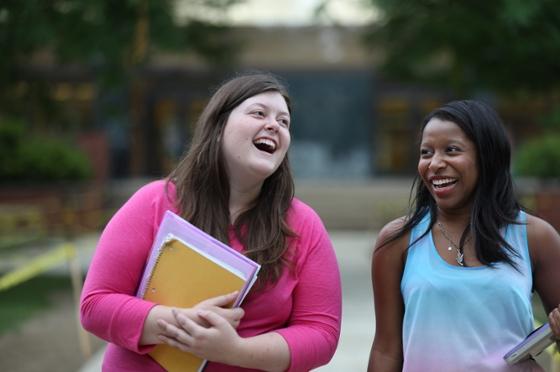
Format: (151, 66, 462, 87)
(168, 73, 295, 286)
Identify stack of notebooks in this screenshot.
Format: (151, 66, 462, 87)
(136, 210, 260, 372)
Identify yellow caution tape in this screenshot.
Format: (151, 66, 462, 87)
(0, 243, 76, 291)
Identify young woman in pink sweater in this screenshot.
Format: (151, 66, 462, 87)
(80, 73, 342, 371)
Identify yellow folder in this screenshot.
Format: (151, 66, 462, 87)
(143, 238, 246, 372)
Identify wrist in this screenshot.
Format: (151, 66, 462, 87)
(141, 305, 166, 345)
(223, 335, 247, 367)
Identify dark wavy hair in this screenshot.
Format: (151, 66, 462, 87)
(168, 73, 295, 286)
(385, 100, 521, 268)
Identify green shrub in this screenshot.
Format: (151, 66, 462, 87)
(0, 118, 92, 183)
(514, 134, 560, 179)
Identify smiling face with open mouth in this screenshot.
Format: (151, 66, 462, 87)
(418, 118, 479, 213)
(221, 91, 291, 189)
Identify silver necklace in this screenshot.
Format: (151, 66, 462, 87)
(437, 222, 470, 266)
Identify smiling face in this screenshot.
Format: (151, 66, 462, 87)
(418, 118, 479, 214)
(221, 91, 291, 189)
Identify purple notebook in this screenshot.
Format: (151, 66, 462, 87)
(136, 210, 260, 305)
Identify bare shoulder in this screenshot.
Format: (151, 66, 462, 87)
(373, 217, 409, 261)
(376, 217, 407, 246)
(526, 213, 560, 244)
(525, 213, 560, 260)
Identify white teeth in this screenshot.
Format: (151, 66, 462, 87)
(254, 138, 276, 151)
(432, 178, 455, 186)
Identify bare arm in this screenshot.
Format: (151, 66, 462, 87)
(526, 214, 560, 345)
(368, 219, 408, 372)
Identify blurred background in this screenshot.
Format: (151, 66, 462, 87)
(1, 0, 559, 371)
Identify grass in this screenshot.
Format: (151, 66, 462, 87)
(0, 274, 72, 334)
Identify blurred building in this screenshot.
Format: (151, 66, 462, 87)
(23, 24, 454, 182)
(19, 23, 542, 182)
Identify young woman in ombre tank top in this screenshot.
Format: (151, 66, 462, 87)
(367, 100, 560, 372)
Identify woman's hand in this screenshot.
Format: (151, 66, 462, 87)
(549, 305, 560, 339)
(192, 291, 245, 329)
(157, 309, 243, 365)
(169, 291, 244, 330)
(141, 292, 243, 346)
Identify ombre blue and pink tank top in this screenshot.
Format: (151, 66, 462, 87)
(401, 211, 542, 371)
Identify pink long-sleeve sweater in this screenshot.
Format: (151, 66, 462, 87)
(80, 180, 342, 371)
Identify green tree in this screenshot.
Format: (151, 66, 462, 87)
(0, 0, 242, 118)
(0, 0, 244, 181)
(362, 0, 560, 179)
(0, 117, 91, 183)
(362, 0, 560, 95)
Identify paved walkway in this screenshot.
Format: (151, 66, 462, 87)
(78, 230, 377, 371)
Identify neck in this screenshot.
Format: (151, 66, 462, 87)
(436, 208, 473, 246)
(436, 207, 471, 226)
(229, 181, 262, 224)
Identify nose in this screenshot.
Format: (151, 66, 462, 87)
(264, 119, 279, 132)
(429, 152, 446, 171)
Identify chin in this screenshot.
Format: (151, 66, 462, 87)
(252, 159, 281, 174)
(245, 167, 274, 182)
(438, 202, 471, 213)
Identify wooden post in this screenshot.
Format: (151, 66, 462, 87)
(65, 243, 92, 359)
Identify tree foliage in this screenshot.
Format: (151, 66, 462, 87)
(0, 117, 91, 183)
(514, 134, 560, 179)
(0, 0, 242, 115)
(364, 0, 560, 95)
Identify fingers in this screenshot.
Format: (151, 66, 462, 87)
(157, 318, 194, 348)
(232, 307, 245, 319)
(160, 309, 240, 362)
(193, 292, 244, 329)
(212, 306, 244, 322)
(229, 307, 244, 328)
(177, 305, 243, 329)
(159, 334, 190, 352)
(211, 306, 244, 327)
(200, 291, 239, 308)
(197, 309, 230, 330)
(550, 306, 560, 339)
(173, 309, 200, 333)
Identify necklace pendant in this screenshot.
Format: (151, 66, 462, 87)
(456, 252, 464, 266)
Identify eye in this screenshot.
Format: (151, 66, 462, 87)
(278, 118, 290, 128)
(252, 110, 265, 118)
(447, 145, 461, 153)
(420, 148, 433, 158)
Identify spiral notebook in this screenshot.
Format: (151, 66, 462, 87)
(137, 210, 260, 372)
